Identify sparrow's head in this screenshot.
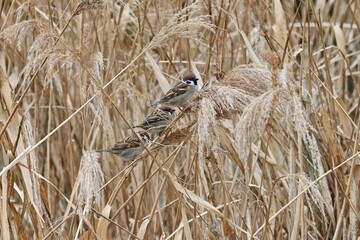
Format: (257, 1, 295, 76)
(137, 131, 151, 144)
(158, 105, 176, 114)
(182, 72, 199, 86)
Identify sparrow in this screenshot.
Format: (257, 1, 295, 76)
(133, 106, 176, 134)
(202, 72, 225, 89)
(154, 72, 200, 107)
(97, 131, 151, 161)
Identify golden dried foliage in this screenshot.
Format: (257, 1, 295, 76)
(0, 0, 360, 239)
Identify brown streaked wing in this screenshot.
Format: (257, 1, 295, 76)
(162, 82, 189, 100)
(112, 137, 141, 150)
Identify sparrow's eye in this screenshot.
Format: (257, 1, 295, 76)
(185, 80, 192, 84)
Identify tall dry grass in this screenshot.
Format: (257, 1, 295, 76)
(0, 0, 359, 239)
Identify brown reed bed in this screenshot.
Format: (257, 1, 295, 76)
(0, 0, 360, 239)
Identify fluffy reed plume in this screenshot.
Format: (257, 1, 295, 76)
(193, 60, 332, 234)
(195, 66, 272, 157)
(77, 151, 104, 214)
(147, 3, 215, 50)
(22, 113, 44, 216)
(76, 0, 103, 15)
(0, 20, 47, 51)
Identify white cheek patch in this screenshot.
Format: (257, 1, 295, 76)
(184, 79, 198, 86)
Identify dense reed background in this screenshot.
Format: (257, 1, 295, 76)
(0, 0, 360, 239)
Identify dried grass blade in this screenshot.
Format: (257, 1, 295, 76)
(0, 69, 42, 224)
(273, 0, 288, 62)
(145, 51, 171, 94)
(251, 143, 288, 176)
(164, 169, 224, 218)
(333, 24, 347, 56)
(96, 205, 112, 238)
(174, 229, 184, 240)
(350, 164, 360, 238)
(335, 97, 352, 138)
(290, 184, 302, 239)
(137, 218, 150, 240)
(181, 204, 193, 240)
(1, 173, 10, 240)
(218, 127, 245, 173)
(220, 9, 261, 65)
(319, 108, 344, 164)
(333, 24, 347, 96)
